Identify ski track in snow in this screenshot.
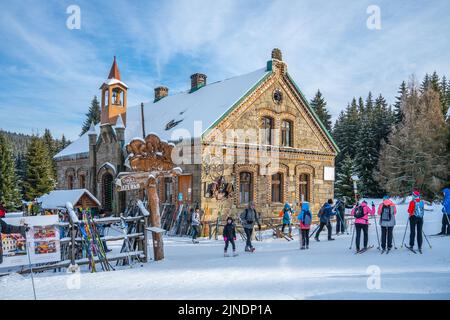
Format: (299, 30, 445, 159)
(1, 199, 449, 300)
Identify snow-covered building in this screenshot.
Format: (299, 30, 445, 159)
(54, 49, 339, 216)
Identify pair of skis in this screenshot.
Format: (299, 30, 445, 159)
(354, 245, 374, 254)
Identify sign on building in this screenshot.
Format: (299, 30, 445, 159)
(324, 166, 335, 181)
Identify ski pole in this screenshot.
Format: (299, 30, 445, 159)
(349, 223, 356, 250)
(392, 229, 398, 250)
(372, 215, 381, 250)
(309, 224, 320, 239)
(401, 217, 410, 248)
(422, 230, 432, 249)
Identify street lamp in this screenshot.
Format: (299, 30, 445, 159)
(351, 175, 360, 203)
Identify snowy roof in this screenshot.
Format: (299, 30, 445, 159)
(55, 67, 270, 159)
(125, 67, 270, 142)
(53, 125, 99, 160)
(37, 189, 101, 209)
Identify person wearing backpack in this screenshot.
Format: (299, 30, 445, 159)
(239, 202, 261, 252)
(281, 203, 293, 238)
(351, 200, 376, 252)
(377, 196, 397, 252)
(191, 208, 201, 244)
(314, 199, 335, 241)
(436, 188, 450, 236)
(407, 191, 425, 253)
(298, 202, 312, 249)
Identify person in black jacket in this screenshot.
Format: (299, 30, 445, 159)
(0, 218, 28, 264)
(223, 217, 237, 257)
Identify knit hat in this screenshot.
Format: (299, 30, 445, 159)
(413, 190, 420, 198)
(383, 195, 389, 200)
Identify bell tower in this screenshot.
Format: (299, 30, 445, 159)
(100, 56, 128, 126)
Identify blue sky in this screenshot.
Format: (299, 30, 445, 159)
(1, 0, 449, 140)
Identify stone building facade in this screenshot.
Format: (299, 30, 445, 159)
(54, 49, 338, 217)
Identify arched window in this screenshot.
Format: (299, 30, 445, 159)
(79, 175, 86, 189)
(164, 177, 173, 203)
(271, 173, 283, 203)
(102, 173, 114, 211)
(281, 120, 293, 147)
(239, 172, 253, 205)
(67, 175, 74, 190)
(299, 173, 310, 202)
(261, 117, 273, 145)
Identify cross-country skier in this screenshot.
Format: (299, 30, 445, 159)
(334, 198, 351, 235)
(298, 202, 312, 250)
(407, 191, 425, 253)
(351, 200, 375, 253)
(239, 202, 261, 252)
(314, 199, 335, 241)
(378, 196, 397, 252)
(191, 208, 201, 244)
(436, 188, 450, 236)
(223, 217, 237, 257)
(281, 203, 293, 238)
(0, 218, 29, 264)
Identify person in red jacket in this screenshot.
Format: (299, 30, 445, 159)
(407, 190, 425, 253)
(0, 202, 6, 218)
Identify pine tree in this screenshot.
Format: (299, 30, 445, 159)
(354, 114, 379, 196)
(365, 92, 374, 114)
(310, 90, 332, 132)
(42, 129, 57, 179)
(377, 82, 449, 200)
(80, 96, 101, 136)
(393, 81, 408, 124)
(0, 133, 21, 211)
(420, 73, 430, 93)
(22, 136, 55, 200)
(440, 76, 449, 117)
(335, 154, 358, 204)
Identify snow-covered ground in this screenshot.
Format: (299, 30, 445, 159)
(1, 199, 449, 300)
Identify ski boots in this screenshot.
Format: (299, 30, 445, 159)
(300, 246, 305, 250)
(314, 237, 320, 242)
(306, 245, 309, 249)
(328, 238, 335, 241)
(224, 252, 229, 257)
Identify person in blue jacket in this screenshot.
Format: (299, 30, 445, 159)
(281, 203, 293, 237)
(314, 199, 335, 241)
(437, 188, 450, 235)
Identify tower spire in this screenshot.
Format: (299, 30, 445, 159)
(108, 56, 121, 80)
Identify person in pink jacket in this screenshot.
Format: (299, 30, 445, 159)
(351, 200, 375, 252)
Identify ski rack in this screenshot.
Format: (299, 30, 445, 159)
(19, 202, 150, 274)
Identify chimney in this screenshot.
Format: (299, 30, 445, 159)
(190, 73, 207, 92)
(271, 48, 282, 61)
(154, 86, 169, 102)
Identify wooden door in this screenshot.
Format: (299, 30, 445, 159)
(178, 175, 192, 203)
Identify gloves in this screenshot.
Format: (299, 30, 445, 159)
(223, 237, 228, 242)
(371, 202, 375, 207)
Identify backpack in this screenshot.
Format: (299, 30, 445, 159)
(380, 205, 392, 222)
(354, 206, 365, 219)
(302, 210, 312, 226)
(283, 209, 291, 221)
(317, 206, 325, 218)
(244, 208, 254, 224)
(414, 201, 425, 218)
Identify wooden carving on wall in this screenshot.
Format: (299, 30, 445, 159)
(126, 134, 175, 172)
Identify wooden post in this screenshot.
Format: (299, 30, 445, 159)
(70, 221, 76, 267)
(143, 216, 149, 262)
(146, 175, 164, 261)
